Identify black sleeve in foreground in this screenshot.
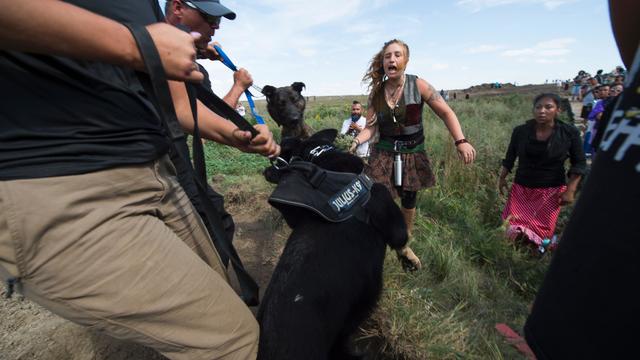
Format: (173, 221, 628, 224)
(567, 126, 587, 176)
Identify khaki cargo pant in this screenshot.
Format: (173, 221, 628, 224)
(0, 156, 258, 360)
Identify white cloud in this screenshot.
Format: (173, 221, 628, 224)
(501, 48, 535, 57)
(254, 0, 362, 27)
(539, 48, 571, 56)
(345, 23, 376, 34)
(536, 58, 567, 64)
(464, 44, 505, 54)
(456, 0, 578, 12)
(500, 37, 575, 63)
(432, 63, 450, 71)
(537, 38, 576, 49)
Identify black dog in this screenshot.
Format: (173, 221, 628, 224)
(262, 82, 313, 139)
(258, 129, 408, 360)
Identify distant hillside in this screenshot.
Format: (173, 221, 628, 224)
(248, 83, 568, 106)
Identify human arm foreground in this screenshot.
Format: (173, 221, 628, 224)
(0, 0, 203, 82)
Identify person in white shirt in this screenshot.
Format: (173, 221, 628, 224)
(341, 101, 369, 158)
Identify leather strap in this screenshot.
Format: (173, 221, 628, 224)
(123, 23, 259, 306)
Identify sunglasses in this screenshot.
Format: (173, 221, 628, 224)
(183, 1, 222, 26)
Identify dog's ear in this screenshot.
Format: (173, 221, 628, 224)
(291, 82, 306, 93)
(308, 128, 337, 144)
(262, 85, 276, 98)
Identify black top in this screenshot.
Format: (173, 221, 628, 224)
(525, 46, 640, 359)
(0, 0, 169, 180)
(502, 119, 587, 188)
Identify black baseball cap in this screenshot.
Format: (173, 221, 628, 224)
(186, 0, 236, 20)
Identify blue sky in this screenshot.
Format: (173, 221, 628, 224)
(161, 0, 622, 96)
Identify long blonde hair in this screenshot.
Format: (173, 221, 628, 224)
(362, 39, 410, 101)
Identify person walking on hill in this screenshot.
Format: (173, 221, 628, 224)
(585, 84, 610, 154)
(579, 77, 598, 120)
(499, 93, 586, 251)
(350, 39, 476, 271)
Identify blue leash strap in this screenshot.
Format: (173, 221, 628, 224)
(213, 45, 265, 125)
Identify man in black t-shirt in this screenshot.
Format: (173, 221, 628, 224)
(0, 1, 276, 358)
(525, 1, 640, 358)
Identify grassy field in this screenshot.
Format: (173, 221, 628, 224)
(203, 88, 571, 359)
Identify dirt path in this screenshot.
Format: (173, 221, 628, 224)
(225, 205, 288, 314)
(0, 195, 284, 360)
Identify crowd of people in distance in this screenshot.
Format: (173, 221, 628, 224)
(570, 68, 626, 157)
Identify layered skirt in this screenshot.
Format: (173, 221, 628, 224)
(365, 147, 436, 198)
(502, 183, 567, 245)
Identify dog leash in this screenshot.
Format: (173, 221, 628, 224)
(213, 45, 265, 125)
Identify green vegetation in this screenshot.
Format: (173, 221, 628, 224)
(203, 92, 567, 359)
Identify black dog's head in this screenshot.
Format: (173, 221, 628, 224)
(264, 129, 364, 184)
(262, 82, 308, 138)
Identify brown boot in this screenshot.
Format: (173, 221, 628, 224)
(396, 207, 422, 271)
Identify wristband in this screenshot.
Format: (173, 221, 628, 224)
(352, 138, 360, 146)
(454, 138, 469, 146)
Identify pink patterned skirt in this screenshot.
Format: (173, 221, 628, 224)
(502, 183, 567, 245)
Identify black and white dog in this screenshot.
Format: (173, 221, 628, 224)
(258, 129, 408, 360)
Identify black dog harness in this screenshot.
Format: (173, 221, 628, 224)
(268, 146, 374, 223)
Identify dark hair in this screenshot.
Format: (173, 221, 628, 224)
(164, 0, 173, 15)
(352, 100, 361, 105)
(533, 93, 561, 108)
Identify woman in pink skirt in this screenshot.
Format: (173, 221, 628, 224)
(499, 93, 586, 249)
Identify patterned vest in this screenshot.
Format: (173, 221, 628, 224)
(372, 74, 424, 138)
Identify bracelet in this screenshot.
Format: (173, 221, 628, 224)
(454, 138, 469, 146)
(352, 138, 360, 146)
